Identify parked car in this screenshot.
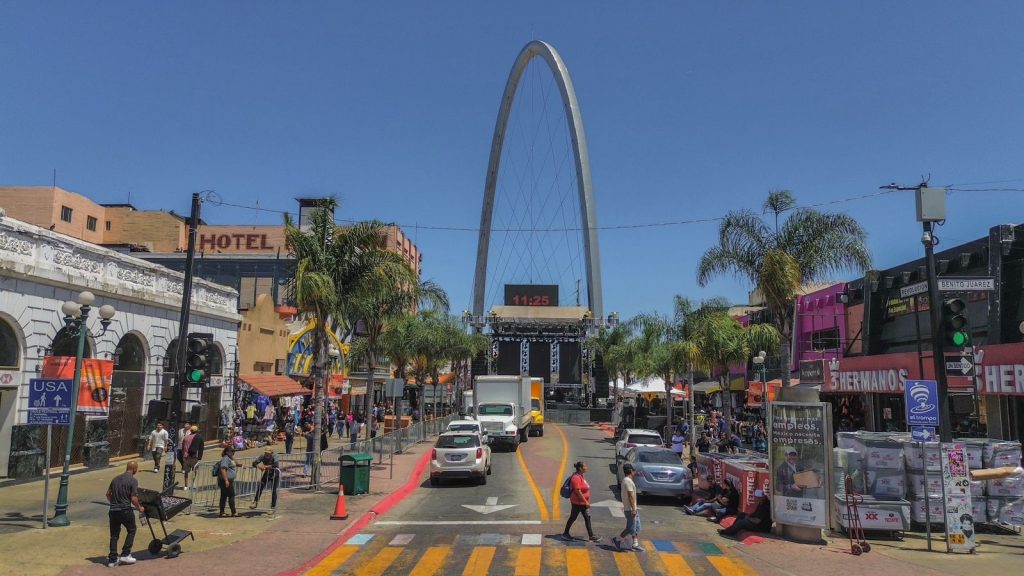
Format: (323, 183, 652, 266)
(429, 431, 492, 486)
(615, 428, 665, 462)
(446, 420, 485, 435)
(616, 446, 693, 501)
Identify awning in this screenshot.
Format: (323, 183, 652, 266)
(692, 381, 720, 394)
(238, 374, 311, 397)
(406, 373, 456, 386)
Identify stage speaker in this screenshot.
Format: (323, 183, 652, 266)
(147, 399, 170, 421)
(189, 404, 209, 423)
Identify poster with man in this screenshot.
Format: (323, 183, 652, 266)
(769, 401, 830, 528)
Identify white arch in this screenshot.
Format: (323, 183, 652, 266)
(472, 40, 603, 319)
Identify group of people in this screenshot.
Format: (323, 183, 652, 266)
(560, 460, 645, 552)
(145, 420, 205, 490)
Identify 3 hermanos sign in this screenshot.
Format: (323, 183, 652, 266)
(827, 357, 909, 393)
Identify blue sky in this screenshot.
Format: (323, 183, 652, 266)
(2, 2, 1023, 319)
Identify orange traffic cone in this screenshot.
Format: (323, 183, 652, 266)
(331, 484, 348, 520)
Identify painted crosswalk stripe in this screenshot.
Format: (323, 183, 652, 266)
(389, 534, 415, 546)
(303, 545, 358, 576)
(565, 547, 592, 576)
(611, 547, 645, 576)
(409, 545, 451, 576)
(659, 552, 696, 576)
(345, 533, 374, 546)
(698, 542, 723, 556)
(515, 547, 542, 576)
(707, 556, 745, 576)
(652, 539, 677, 552)
(360, 546, 403, 576)
(521, 533, 543, 546)
(720, 553, 758, 576)
(461, 546, 496, 576)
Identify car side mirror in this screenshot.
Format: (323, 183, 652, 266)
(482, 434, 489, 444)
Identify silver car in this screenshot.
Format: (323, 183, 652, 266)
(617, 446, 693, 500)
(615, 428, 665, 462)
(430, 431, 492, 486)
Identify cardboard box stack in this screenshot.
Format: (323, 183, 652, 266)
(983, 440, 1023, 526)
(834, 432, 912, 532)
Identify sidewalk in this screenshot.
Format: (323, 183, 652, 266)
(0, 432, 435, 576)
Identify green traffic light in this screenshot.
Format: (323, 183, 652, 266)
(951, 331, 968, 347)
(189, 369, 203, 382)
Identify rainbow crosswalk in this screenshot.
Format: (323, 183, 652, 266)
(303, 532, 760, 576)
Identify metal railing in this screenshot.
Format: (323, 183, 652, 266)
(185, 415, 455, 511)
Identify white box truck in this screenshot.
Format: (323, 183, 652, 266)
(474, 375, 533, 451)
(462, 390, 474, 418)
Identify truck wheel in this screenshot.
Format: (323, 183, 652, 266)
(513, 437, 520, 451)
(520, 428, 528, 443)
(430, 476, 439, 486)
(538, 427, 544, 437)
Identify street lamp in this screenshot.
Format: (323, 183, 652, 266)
(49, 291, 115, 527)
(753, 351, 767, 452)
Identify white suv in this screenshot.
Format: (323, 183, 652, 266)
(430, 431, 492, 486)
(615, 428, 665, 462)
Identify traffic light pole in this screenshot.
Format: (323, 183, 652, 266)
(923, 220, 953, 442)
(165, 192, 201, 491)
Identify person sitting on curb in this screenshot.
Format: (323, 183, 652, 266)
(251, 447, 281, 510)
(684, 476, 724, 516)
(706, 480, 741, 523)
(719, 489, 772, 537)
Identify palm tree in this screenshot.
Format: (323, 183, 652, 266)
(697, 190, 870, 387)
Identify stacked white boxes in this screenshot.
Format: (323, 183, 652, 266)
(983, 441, 1023, 527)
(834, 432, 911, 532)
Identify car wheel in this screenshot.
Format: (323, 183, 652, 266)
(430, 476, 439, 486)
(479, 474, 487, 486)
(486, 462, 492, 475)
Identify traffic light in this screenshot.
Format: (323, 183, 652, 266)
(184, 333, 212, 387)
(942, 298, 970, 347)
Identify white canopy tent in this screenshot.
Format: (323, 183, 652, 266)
(626, 376, 684, 396)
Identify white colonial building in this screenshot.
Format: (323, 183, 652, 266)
(0, 213, 239, 478)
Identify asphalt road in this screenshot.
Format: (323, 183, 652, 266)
(302, 423, 766, 575)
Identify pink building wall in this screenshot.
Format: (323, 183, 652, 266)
(791, 283, 848, 372)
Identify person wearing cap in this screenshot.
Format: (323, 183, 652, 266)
(251, 447, 281, 510)
(182, 425, 204, 491)
(612, 463, 644, 552)
(775, 446, 806, 497)
(719, 488, 772, 537)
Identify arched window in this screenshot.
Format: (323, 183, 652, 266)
(114, 333, 146, 372)
(208, 344, 224, 376)
(163, 339, 179, 372)
(0, 318, 20, 368)
(51, 326, 93, 358)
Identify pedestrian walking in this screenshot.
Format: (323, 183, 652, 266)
(613, 463, 643, 552)
(176, 421, 191, 471)
(146, 421, 169, 473)
(671, 430, 685, 460)
(182, 425, 204, 490)
(105, 461, 145, 567)
(337, 412, 347, 439)
(562, 461, 600, 542)
(216, 446, 238, 517)
(303, 425, 316, 477)
(250, 448, 280, 510)
(284, 417, 296, 454)
(349, 418, 362, 448)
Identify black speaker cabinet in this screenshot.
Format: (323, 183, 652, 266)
(147, 399, 170, 421)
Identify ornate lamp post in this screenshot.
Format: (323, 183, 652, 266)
(753, 350, 767, 408)
(49, 291, 116, 527)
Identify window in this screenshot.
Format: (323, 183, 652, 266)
(86, 216, 98, 231)
(105, 220, 111, 231)
(0, 319, 20, 368)
(60, 205, 73, 222)
(436, 434, 479, 448)
(810, 328, 841, 351)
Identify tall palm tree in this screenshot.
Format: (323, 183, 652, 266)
(697, 190, 870, 387)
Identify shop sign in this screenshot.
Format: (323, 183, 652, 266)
(769, 402, 831, 529)
(799, 360, 825, 384)
(975, 343, 1024, 396)
(198, 233, 275, 252)
(828, 357, 908, 393)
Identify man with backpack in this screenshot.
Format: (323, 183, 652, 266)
(560, 461, 600, 542)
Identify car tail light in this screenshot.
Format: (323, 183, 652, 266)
(623, 442, 636, 448)
(476, 447, 483, 459)
(431, 448, 437, 461)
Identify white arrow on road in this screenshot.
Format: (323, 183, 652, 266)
(462, 496, 518, 515)
(590, 499, 625, 518)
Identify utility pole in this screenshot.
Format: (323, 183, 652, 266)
(881, 182, 952, 441)
(165, 192, 201, 491)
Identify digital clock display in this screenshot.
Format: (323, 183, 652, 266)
(504, 284, 559, 307)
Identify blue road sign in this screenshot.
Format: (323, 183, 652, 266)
(911, 426, 936, 442)
(905, 379, 940, 428)
(28, 378, 73, 426)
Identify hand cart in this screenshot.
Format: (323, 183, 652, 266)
(137, 487, 194, 559)
(844, 475, 871, 555)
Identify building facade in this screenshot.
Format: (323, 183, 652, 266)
(0, 214, 239, 479)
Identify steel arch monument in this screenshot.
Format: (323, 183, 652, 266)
(472, 40, 604, 320)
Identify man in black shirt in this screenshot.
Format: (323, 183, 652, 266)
(719, 488, 772, 536)
(106, 461, 145, 567)
(250, 448, 281, 510)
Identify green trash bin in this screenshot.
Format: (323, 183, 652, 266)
(339, 453, 372, 495)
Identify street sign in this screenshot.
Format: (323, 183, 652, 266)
(911, 426, 936, 442)
(900, 281, 929, 299)
(944, 360, 974, 375)
(385, 378, 405, 398)
(904, 379, 940, 428)
(937, 277, 996, 292)
(28, 378, 72, 426)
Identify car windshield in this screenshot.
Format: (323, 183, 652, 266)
(478, 405, 513, 416)
(436, 435, 479, 449)
(638, 450, 682, 464)
(531, 399, 540, 411)
(448, 424, 480, 432)
(628, 434, 663, 445)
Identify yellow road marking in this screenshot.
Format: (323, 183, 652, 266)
(707, 556, 744, 576)
(303, 545, 358, 576)
(515, 442, 550, 521)
(409, 545, 450, 576)
(659, 552, 696, 576)
(514, 547, 542, 576)
(722, 552, 758, 575)
(553, 424, 569, 519)
(359, 546, 403, 576)
(565, 547, 592, 576)
(612, 549, 645, 576)
(462, 546, 496, 576)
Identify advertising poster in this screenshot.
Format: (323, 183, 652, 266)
(41, 356, 114, 416)
(940, 443, 976, 553)
(769, 401, 830, 528)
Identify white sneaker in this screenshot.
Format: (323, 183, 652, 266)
(153, 468, 159, 473)
(118, 554, 137, 564)
(107, 559, 119, 567)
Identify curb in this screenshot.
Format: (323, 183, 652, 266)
(595, 422, 615, 436)
(278, 448, 432, 576)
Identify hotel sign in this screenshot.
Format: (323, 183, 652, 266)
(199, 233, 275, 251)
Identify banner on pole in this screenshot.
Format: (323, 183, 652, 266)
(41, 357, 114, 416)
(769, 401, 831, 528)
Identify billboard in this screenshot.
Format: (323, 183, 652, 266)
(40, 356, 115, 416)
(769, 401, 832, 528)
